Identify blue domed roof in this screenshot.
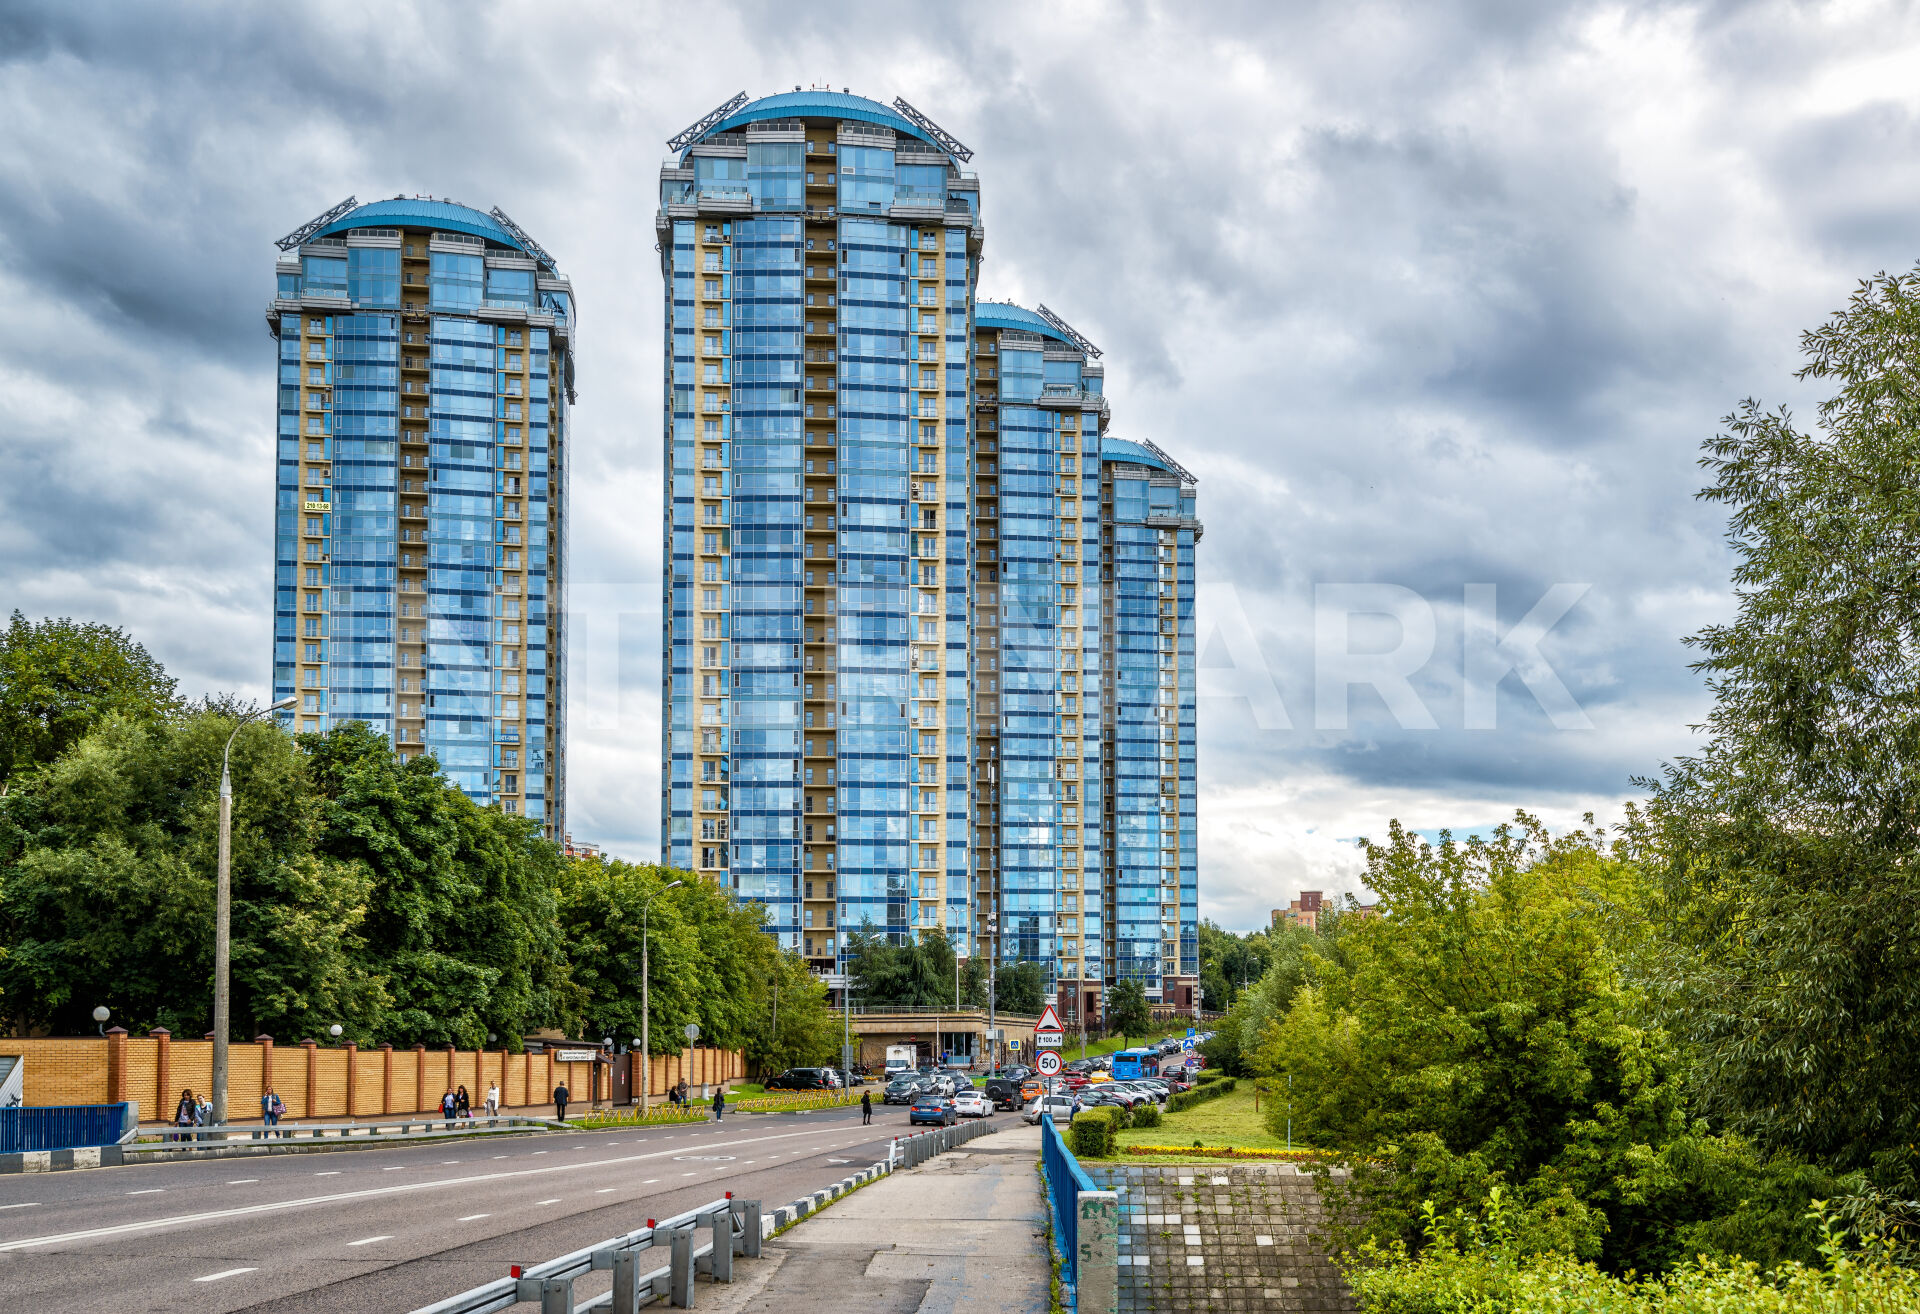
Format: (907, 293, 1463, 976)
(692, 90, 938, 154)
(976, 301, 1073, 346)
(312, 198, 527, 254)
(1103, 438, 1176, 475)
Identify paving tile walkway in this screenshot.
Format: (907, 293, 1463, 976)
(701, 1121, 1050, 1314)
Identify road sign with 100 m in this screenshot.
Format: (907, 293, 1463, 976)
(1034, 1031, 1063, 1049)
(1037, 1050, 1062, 1076)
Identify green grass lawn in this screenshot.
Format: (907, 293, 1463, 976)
(1114, 1083, 1291, 1152)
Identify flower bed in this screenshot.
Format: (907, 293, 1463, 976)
(1123, 1143, 1334, 1162)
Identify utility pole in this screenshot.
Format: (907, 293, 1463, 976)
(211, 695, 294, 1128)
(986, 914, 998, 1072)
(639, 879, 684, 1114)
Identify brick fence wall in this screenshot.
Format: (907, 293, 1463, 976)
(0, 1032, 744, 1124)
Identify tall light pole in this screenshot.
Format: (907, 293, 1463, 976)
(639, 879, 684, 1115)
(986, 914, 998, 1072)
(211, 694, 296, 1128)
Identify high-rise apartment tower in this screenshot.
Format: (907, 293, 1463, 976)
(656, 91, 983, 965)
(269, 196, 575, 833)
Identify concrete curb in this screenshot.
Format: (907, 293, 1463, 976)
(765, 1161, 891, 1234)
(0, 1145, 124, 1174)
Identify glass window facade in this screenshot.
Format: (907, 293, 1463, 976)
(270, 203, 575, 836)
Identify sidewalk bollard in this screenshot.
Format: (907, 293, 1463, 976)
(670, 1226, 695, 1308)
(741, 1200, 762, 1258)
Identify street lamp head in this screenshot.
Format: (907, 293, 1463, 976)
(92, 1006, 110, 1023)
(328, 1024, 343, 1038)
(269, 694, 299, 711)
(664, 879, 685, 891)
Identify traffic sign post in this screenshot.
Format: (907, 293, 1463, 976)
(1034, 1004, 1065, 1095)
(1037, 1051, 1061, 1077)
(1181, 1037, 1194, 1051)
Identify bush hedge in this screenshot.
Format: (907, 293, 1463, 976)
(1130, 1101, 1162, 1129)
(1167, 1077, 1235, 1114)
(1070, 1107, 1122, 1158)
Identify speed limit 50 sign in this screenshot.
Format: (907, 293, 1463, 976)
(1037, 1050, 1062, 1076)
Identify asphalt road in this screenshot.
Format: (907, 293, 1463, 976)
(0, 1102, 1015, 1313)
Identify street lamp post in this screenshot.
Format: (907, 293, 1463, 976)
(639, 879, 684, 1115)
(211, 694, 296, 1128)
(986, 914, 998, 1072)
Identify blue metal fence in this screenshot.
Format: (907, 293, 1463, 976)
(0, 1103, 130, 1154)
(1040, 1114, 1097, 1299)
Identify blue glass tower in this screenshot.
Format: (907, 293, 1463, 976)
(268, 196, 575, 834)
(656, 91, 982, 975)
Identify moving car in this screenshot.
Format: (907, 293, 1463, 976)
(952, 1090, 992, 1118)
(883, 1077, 923, 1106)
(982, 1077, 1026, 1110)
(1023, 1094, 1077, 1125)
(909, 1094, 958, 1127)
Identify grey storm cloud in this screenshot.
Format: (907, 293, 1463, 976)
(3, 0, 1917, 929)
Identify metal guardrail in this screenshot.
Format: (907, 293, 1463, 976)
(887, 1115, 1002, 1169)
(1041, 1115, 1096, 1288)
(123, 1114, 564, 1155)
(413, 1195, 757, 1313)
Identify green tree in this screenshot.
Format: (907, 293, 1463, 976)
(0, 611, 178, 789)
(0, 712, 383, 1041)
(1258, 815, 1827, 1274)
(1105, 977, 1151, 1042)
(1641, 266, 1920, 1183)
(846, 924, 961, 1008)
(303, 722, 574, 1048)
(1198, 919, 1275, 1013)
(994, 960, 1045, 1016)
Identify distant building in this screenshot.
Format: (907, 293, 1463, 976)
(562, 834, 602, 861)
(1272, 890, 1381, 931)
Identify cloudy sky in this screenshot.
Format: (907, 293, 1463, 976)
(4, 0, 1916, 928)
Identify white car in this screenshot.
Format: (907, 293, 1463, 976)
(1023, 1095, 1077, 1126)
(952, 1090, 992, 1118)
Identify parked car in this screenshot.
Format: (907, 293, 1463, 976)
(1024, 1095, 1077, 1125)
(765, 1067, 839, 1091)
(952, 1090, 992, 1118)
(909, 1095, 957, 1127)
(883, 1078, 923, 1106)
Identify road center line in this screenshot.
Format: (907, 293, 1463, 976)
(194, 1267, 257, 1282)
(347, 1235, 392, 1246)
(127, 1189, 164, 1196)
(458, 1213, 489, 1221)
(0, 1203, 37, 1211)
(0, 1123, 878, 1252)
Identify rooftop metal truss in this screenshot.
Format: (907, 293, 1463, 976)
(1036, 303, 1101, 359)
(275, 196, 358, 251)
(489, 206, 557, 270)
(1138, 437, 1197, 486)
(891, 97, 973, 162)
(668, 91, 750, 151)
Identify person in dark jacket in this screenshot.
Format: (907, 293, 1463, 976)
(711, 1087, 726, 1122)
(455, 1085, 471, 1119)
(861, 1089, 872, 1124)
(553, 1081, 570, 1123)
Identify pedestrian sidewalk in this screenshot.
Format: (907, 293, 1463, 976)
(704, 1121, 1051, 1314)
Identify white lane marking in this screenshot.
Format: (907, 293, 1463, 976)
(535, 1198, 562, 1205)
(596, 1188, 616, 1194)
(348, 1235, 392, 1246)
(532, 1151, 547, 1156)
(194, 1268, 257, 1283)
(227, 1179, 259, 1185)
(382, 1166, 405, 1171)
(680, 1172, 697, 1177)
(127, 1189, 165, 1196)
(0, 1123, 873, 1253)
(0, 1203, 38, 1210)
(458, 1213, 489, 1221)
(315, 1171, 340, 1177)
(441, 1160, 460, 1164)
(493, 1155, 508, 1160)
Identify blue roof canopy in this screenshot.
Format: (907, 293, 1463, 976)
(311, 198, 529, 256)
(976, 302, 1073, 346)
(686, 90, 939, 157)
(1103, 438, 1176, 476)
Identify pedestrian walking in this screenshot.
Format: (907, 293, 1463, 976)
(552, 1081, 570, 1123)
(174, 1088, 195, 1143)
(861, 1089, 872, 1125)
(455, 1085, 471, 1119)
(485, 1082, 500, 1118)
(711, 1087, 726, 1123)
